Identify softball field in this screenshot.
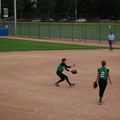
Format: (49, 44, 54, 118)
(0, 37, 120, 120)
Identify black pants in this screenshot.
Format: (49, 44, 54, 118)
(56, 71, 70, 84)
(109, 40, 113, 50)
(98, 79, 107, 97)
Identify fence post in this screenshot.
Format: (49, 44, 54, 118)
(99, 22, 101, 43)
(20, 22, 22, 37)
(49, 22, 50, 39)
(85, 22, 87, 42)
(72, 23, 73, 41)
(29, 22, 30, 38)
(38, 22, 40, 39)
(60, 22, 61, 40)
(114, 22, 116, 44)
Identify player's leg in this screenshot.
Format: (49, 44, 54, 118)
(55, 71, 65, 86)
(111, 40, 113, 50)
(109, 40, 111, 50)
(100, 80, 107, 97)
(109, 40, 113, 51)
(64, 75, 75, 87)
(64, 75, 71, 85)
(57, 73, 71, 86)
(55, 71, 75, 87)
(55, 79, 64, 86)
(98, 80, 103, 103)
(98, 80, 107, 104)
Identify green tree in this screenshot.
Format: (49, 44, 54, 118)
(2, 0, 120, 20)
(2, 0, 34, 18)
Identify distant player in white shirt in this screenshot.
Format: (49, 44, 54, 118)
(107, 32, 115, 51)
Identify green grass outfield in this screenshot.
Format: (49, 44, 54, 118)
(0, 38, 120, 52)
(7, 22, 120, 41)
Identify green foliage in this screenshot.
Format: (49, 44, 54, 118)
(1, 0, 120, 19)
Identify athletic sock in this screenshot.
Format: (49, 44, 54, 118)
(57, 79, 64, 84)
(66, 80, 71, 85)
(99, 97, 102, 102)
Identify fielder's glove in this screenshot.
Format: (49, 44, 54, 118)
(71, 70, 77, 74)
(93, 81, 98, 89)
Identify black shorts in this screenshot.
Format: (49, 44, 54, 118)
(98, 79, 107, 87)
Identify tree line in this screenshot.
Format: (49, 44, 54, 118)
(1, 0, 120, 20)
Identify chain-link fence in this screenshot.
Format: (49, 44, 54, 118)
(1, 17, 120, 44)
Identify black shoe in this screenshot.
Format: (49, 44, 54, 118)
(70, 83, 75, 87)
(55, 83, 59, 87)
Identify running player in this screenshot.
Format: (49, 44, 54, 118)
(55, 58, 76, 87)
(96, 60, 112, 105)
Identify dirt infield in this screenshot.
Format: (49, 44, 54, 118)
(0, 37, 120, 120)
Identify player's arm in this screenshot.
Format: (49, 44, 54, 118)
(61, 63, 70, 71)
(65, 64, 71, 71)
(96, 71, 99, 82)
(64, 63, 76, 68)
(71, 63, 76, 67)
(63, 63, 76, 71)
(65, 67, 70, 71)
(108, 71, 112, 84)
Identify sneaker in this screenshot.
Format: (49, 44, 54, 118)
(55, 83, 59, 87)
(70, 83, 75, 87)
(98, 102, 103, 105)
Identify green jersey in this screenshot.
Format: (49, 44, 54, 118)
(98, 67, 109, 80)
(57, 62, 71, 72)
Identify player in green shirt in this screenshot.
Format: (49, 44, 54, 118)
(55, 58, 76, 87)
(96, 60, 112, 105)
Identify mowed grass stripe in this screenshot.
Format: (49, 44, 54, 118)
(0, 38, 115, 52)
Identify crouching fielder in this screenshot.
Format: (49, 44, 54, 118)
(96, 60, 112, 105)
(55, 58, 76, 87)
